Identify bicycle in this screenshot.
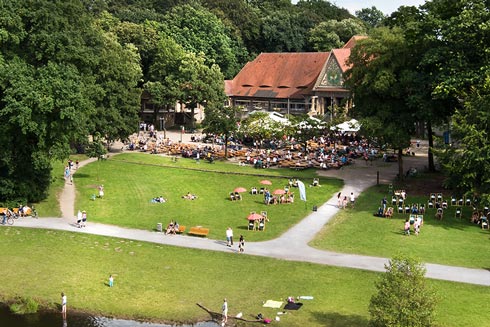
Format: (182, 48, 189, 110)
(2, 211, 14, 225)
(7, 209, 19, 220)
(30, 206, 38, 219)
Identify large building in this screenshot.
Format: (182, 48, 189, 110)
(226, 36, 366, 119)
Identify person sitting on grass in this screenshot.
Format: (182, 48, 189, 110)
(182, 192, 197, 200)
(404, 218, 411, 235)
(471, 210, 480, 224)
(435, 208, 444, 220)
(384, 207, 393, 218)
(374, 207, 384, 217)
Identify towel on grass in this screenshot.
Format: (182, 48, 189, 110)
(284, 302, 303, 310)
(299, 296, 314, 300)
(263, 300, 283, 308)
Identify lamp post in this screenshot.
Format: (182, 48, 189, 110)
(330, 96, 334, 121)
(160, 116, 166, 139)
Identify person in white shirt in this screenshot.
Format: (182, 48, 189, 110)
(350, 192, 356, 208)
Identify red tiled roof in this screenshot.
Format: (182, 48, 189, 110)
(224, 80, 233, 96)
(331, 48, 353, 72)
(228, 52, 329, 100)
(343, 35, 367, 49)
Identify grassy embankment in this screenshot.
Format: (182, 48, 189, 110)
(2, 153, 488, 326)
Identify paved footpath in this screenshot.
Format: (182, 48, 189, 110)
(10, 137, 490, 286)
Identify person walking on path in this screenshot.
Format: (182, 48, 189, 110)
(337, 192, 342, 208)
(238, 235, 244, 253)
(226, 227, 233, 247)
(349, 192, 356, 208)
(221, 298, 228, 326)
(109, 274, 114, 287)
(64, 166, 71, 184)
(61, 292, 67, 319)
(81, 210, 87, 227)
(76, 210, 83, 228)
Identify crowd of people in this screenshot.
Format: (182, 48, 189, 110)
(121, 128, 395, 172)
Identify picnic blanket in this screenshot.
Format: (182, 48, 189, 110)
(263, 300, 283, 308)
(299, 296, 314, 300)
(284, 302, 303, 310)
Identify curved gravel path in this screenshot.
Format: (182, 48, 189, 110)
(9, 135, 490, 286)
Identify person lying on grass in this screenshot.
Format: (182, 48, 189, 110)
(182, 192, 197, 200)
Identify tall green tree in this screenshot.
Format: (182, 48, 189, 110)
(161, 2, 241, 78)
(0, 0, 141, 202)
(437, 87, 490, 204)
(202, 105, 239, 159)
(201, 0, 259, 57)
(308, 18, 366, 51)
(260, 10, 307, 52)
(369, 256, 437, 327)
(355, 6, 386, 29)
(346, 27, 414, 179)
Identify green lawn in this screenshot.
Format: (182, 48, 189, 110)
(0, 228, 488, 327)
(74, 153, 342, 241)
(310, 184, 490, 268)
(34, 154, 88, 217)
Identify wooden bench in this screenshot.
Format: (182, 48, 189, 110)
(188, 226, 209, 237)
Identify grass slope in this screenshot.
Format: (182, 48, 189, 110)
(74, 154, 342, 241)
(0, 228, 488, 327)
(311, 184, 490, 268)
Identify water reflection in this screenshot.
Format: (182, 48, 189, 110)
(0, 305, 219, 327)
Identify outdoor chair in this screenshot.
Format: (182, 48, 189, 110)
(465, 197, 472, 206)
(230, 193, 235, 201)
(481, 217, 489, 230)
(248, 221, 255, 231)
(451, 196, 457, 206)
(455, 207, 462, 219)
(419, 204, 426, 214)
(391, 196, 397, 205)
(428, 200, 434, 209)
(430, 193, 436, 201)
(458, 198, 464, 206)
(437, 193, 443, 202)
(409, 214, 416, 224)
(234, 192, 242, 200)
(404, 204, 411, 214)
(261, 211, 268, 218)
(258, 219, 265, 231)
(259, 187, 265, 194)
(398, 205, 404, 214)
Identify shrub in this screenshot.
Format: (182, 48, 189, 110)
(9, 297, 39, 314)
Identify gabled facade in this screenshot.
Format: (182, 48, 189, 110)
(226, 36, 366, 119)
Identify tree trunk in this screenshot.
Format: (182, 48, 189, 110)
(398, 147, 404, 180)
(224, 134, 229, 159)
(427, 120, 436, 172)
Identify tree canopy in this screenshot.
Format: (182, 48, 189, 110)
(0, 0, 142, 202)
(369, 256, 437, 327)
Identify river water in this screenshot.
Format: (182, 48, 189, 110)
(0, 305, 220, 327)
